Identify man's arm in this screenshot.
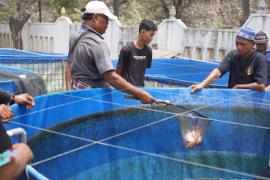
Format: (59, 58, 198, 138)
(0, 143, 33, 179)
(65, 61, 72, 91)
(190, 51, 234, 92)
(233, 83, 265, 91)
(147, 47, 153, 69)
(115, 67, 123, 76)
(265, 85, 270, 90)
(103, 70, 156, 104)
(190, 68, 222, 92)
(116, 45, 129, 76)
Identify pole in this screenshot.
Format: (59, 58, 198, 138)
(39, 0, 42, 22)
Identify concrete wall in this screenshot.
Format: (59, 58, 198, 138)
(0, 23, 13, 48)
(182, 28, 236, 61)
(21, 16, 74, 54)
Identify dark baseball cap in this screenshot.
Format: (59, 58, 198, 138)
(255, 31, 269, 44)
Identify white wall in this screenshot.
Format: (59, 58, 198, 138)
(158, 19, 187, 52)
(22, 16, 74, 54)
(183, 28, 237, 61)
(0, 23, 13, 48)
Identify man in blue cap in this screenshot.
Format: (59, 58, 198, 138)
(191, 27, 268, 91)
(187, 27, 268, 149)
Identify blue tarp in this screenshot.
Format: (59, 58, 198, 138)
(113, 58, 228, 88)
(0, 65, 47, 95)
(0, 65, 35, 93)
(1, 49, 225, 87)
(0, 48, 67, 63)
(146, 59, 228, 87)
(5, 88, 270, 179)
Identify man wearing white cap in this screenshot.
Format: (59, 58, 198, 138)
(66, 1, 156, 104)
(191, 27, 268, 91)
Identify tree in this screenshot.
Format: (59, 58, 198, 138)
(159, 0, 192, 19)
(0, 0, 81, 49)
(43, 0, 85, 21)
(44, 0, 78, 10)
(0, 0, 37, 49)
(112, 0, 129, 17)
(240, 0, 250, 25)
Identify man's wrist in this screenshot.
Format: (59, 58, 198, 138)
(199, 82, 206, 88)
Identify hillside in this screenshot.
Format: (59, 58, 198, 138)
(31, 0, 270, 28)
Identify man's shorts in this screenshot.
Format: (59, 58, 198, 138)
(72, 80, 92, 89)
(0, 145, 15, 167)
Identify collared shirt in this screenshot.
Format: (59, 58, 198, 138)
(69, 24, 114, 88)
(218, 50, 267, 88)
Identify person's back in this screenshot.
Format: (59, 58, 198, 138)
(116, 20, 157, 86)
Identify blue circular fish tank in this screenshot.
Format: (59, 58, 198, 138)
(6, 88, 270, 179)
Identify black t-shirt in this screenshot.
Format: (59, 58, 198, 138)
(117, 42, 152, 86)
(0, 89, 12, 153)
(218, 50, 268, 88)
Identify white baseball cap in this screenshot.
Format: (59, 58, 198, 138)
(84, 1, 117, 20)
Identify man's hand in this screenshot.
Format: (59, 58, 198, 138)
(190, 83, 204, 92)
(232, 84, 240, 89)
(14, 94, 35, 109)
(190, 68, 221, 93)
(137, 91, 156, 104)
(0, 104, 13, 120)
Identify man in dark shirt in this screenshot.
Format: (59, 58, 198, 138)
(191, 27, 267, 92)
(0, 89, 34, 179)
(116, 20, 157, 86)
(188, 27, 267, 148)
